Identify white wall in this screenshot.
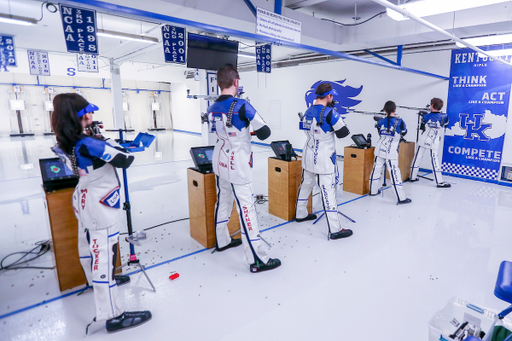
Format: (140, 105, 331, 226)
(170, 79, 202, 133)
(0, 51, 190, 136)
(240, 49, 452, 171)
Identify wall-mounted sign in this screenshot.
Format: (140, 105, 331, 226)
(0, 35, 16, 68)
(442, 48, 511, 180)
(60, 5, 98, 54)
(256, 7, 301, 43)
(162, 25, 186, 64)
(77, 53, 99, 72)
(256, 44, 271, 73)
(27, 50, 50, 76)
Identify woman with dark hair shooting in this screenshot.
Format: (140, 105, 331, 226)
(369, 100, 412, 204)
(51, 93, 151, 333)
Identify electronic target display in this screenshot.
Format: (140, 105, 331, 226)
(190, 146, 214, 173)
(44, 160, 75, 179)
(39, 157, 78, 191)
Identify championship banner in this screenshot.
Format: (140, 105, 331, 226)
(60, 5, 98, 54)
(27, 50, 50, 76)
(0, 35, 16, 69)
(442, 48, 511, 180)
(161, 25, 186, 64)
(256, 44, 271, 73)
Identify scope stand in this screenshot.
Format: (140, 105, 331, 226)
(116, 129, 156, 291)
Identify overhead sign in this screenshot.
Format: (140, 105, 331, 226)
(77, 53, 99, 72)
(256, 44, 271, 73)
(256, 7, 301, 43)
(60, 5, 98, 54)
(0, 35, 17, 69)
(442, 48, 512, 180)
(27, 50, 50, 76)
(162, 25, 186, 64)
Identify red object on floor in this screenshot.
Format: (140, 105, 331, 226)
(169, 273, 179, 280)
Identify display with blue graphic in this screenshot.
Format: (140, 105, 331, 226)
(60, 5, 98, 54)
(442, 48, 511, 180)
(162, 25, 186, 64)
(0, 35, 16, 68)
(304, 80, 363, 115)
(256, 44, 271, 73)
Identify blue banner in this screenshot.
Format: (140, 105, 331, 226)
(60, 5, 98, 54)
(0, 35, 16, 68)
(162, 25, 186, 64)
(442, 48, 511, 180)
(256, 44, 271, 73)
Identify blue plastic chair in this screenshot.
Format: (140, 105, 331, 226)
(495, 261, 512, 320)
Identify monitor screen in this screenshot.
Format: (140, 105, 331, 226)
(187, 33, 238, 71)
(190, 146, 215, 168)
(39, 158, 77, 184)
(270, 141, 288, 157)
(351, 134, 369, 148)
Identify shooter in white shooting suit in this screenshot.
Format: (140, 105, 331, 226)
(295, 82, 353, 240)
(51, 93, 151, 333)
(410, 97, 451, 187)
(208, 64, 281, 273)
(369, 100, 412, 204)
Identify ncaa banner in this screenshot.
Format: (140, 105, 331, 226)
(442, 48, 511, 180)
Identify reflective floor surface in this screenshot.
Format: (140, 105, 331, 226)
(0, 131, 511, 341)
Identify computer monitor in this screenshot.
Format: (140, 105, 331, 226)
(190, 146, 215, 173)
(270, 140, 297, 161)
(351, 134, 371, 149)
(39, 157, 79, 192)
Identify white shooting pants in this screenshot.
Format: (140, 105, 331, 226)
(370, 157, 407, 202)
(214, 176, 269, 265)
(410, 145, 444, 184)
(296, 169, 343, 234)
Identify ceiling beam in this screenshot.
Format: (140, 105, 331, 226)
(285, 0, 328, 10)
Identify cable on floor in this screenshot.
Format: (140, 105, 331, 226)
(0, 240, 54, 271)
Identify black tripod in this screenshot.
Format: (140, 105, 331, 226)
(110, 129, 156, 291)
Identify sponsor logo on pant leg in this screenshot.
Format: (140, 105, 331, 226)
(219, 161, 227, 168)
(322, 185, 331, 209)
(242, 206, 253, 231)
(92, 239, 100, 271)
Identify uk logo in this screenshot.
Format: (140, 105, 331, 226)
(459, 113, 492, 141)
(304, 80, 363, 115)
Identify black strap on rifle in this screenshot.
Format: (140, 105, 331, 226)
(226, 100, 237, 128)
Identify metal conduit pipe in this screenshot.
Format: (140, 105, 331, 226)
(371, 0, 512, 67)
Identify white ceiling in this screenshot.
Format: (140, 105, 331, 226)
(1, 0, 512, 73)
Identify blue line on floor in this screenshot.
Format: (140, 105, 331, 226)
(0, 287, 89, 320)
(0, 189, 373, 320)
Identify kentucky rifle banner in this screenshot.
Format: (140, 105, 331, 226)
(442, 48, 510, 180)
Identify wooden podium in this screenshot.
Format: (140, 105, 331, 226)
(343, 146, 375, 195)
(268, 157, 312, 221)
(386, 141, 415, 181)
(45, 187, 121, 291)
(187, 168, 241, 249)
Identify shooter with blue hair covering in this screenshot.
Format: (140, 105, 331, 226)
(295, 82, 353, 240)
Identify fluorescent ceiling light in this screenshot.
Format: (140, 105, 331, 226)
(238, 53, 256, 59)
(456, 33, 512, 48)
(0, 13, 37, 26)
(386, 0, 510, 21)
(97, 29, 158, 44)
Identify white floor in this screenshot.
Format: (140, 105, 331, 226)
(1, 131, 512, 341)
